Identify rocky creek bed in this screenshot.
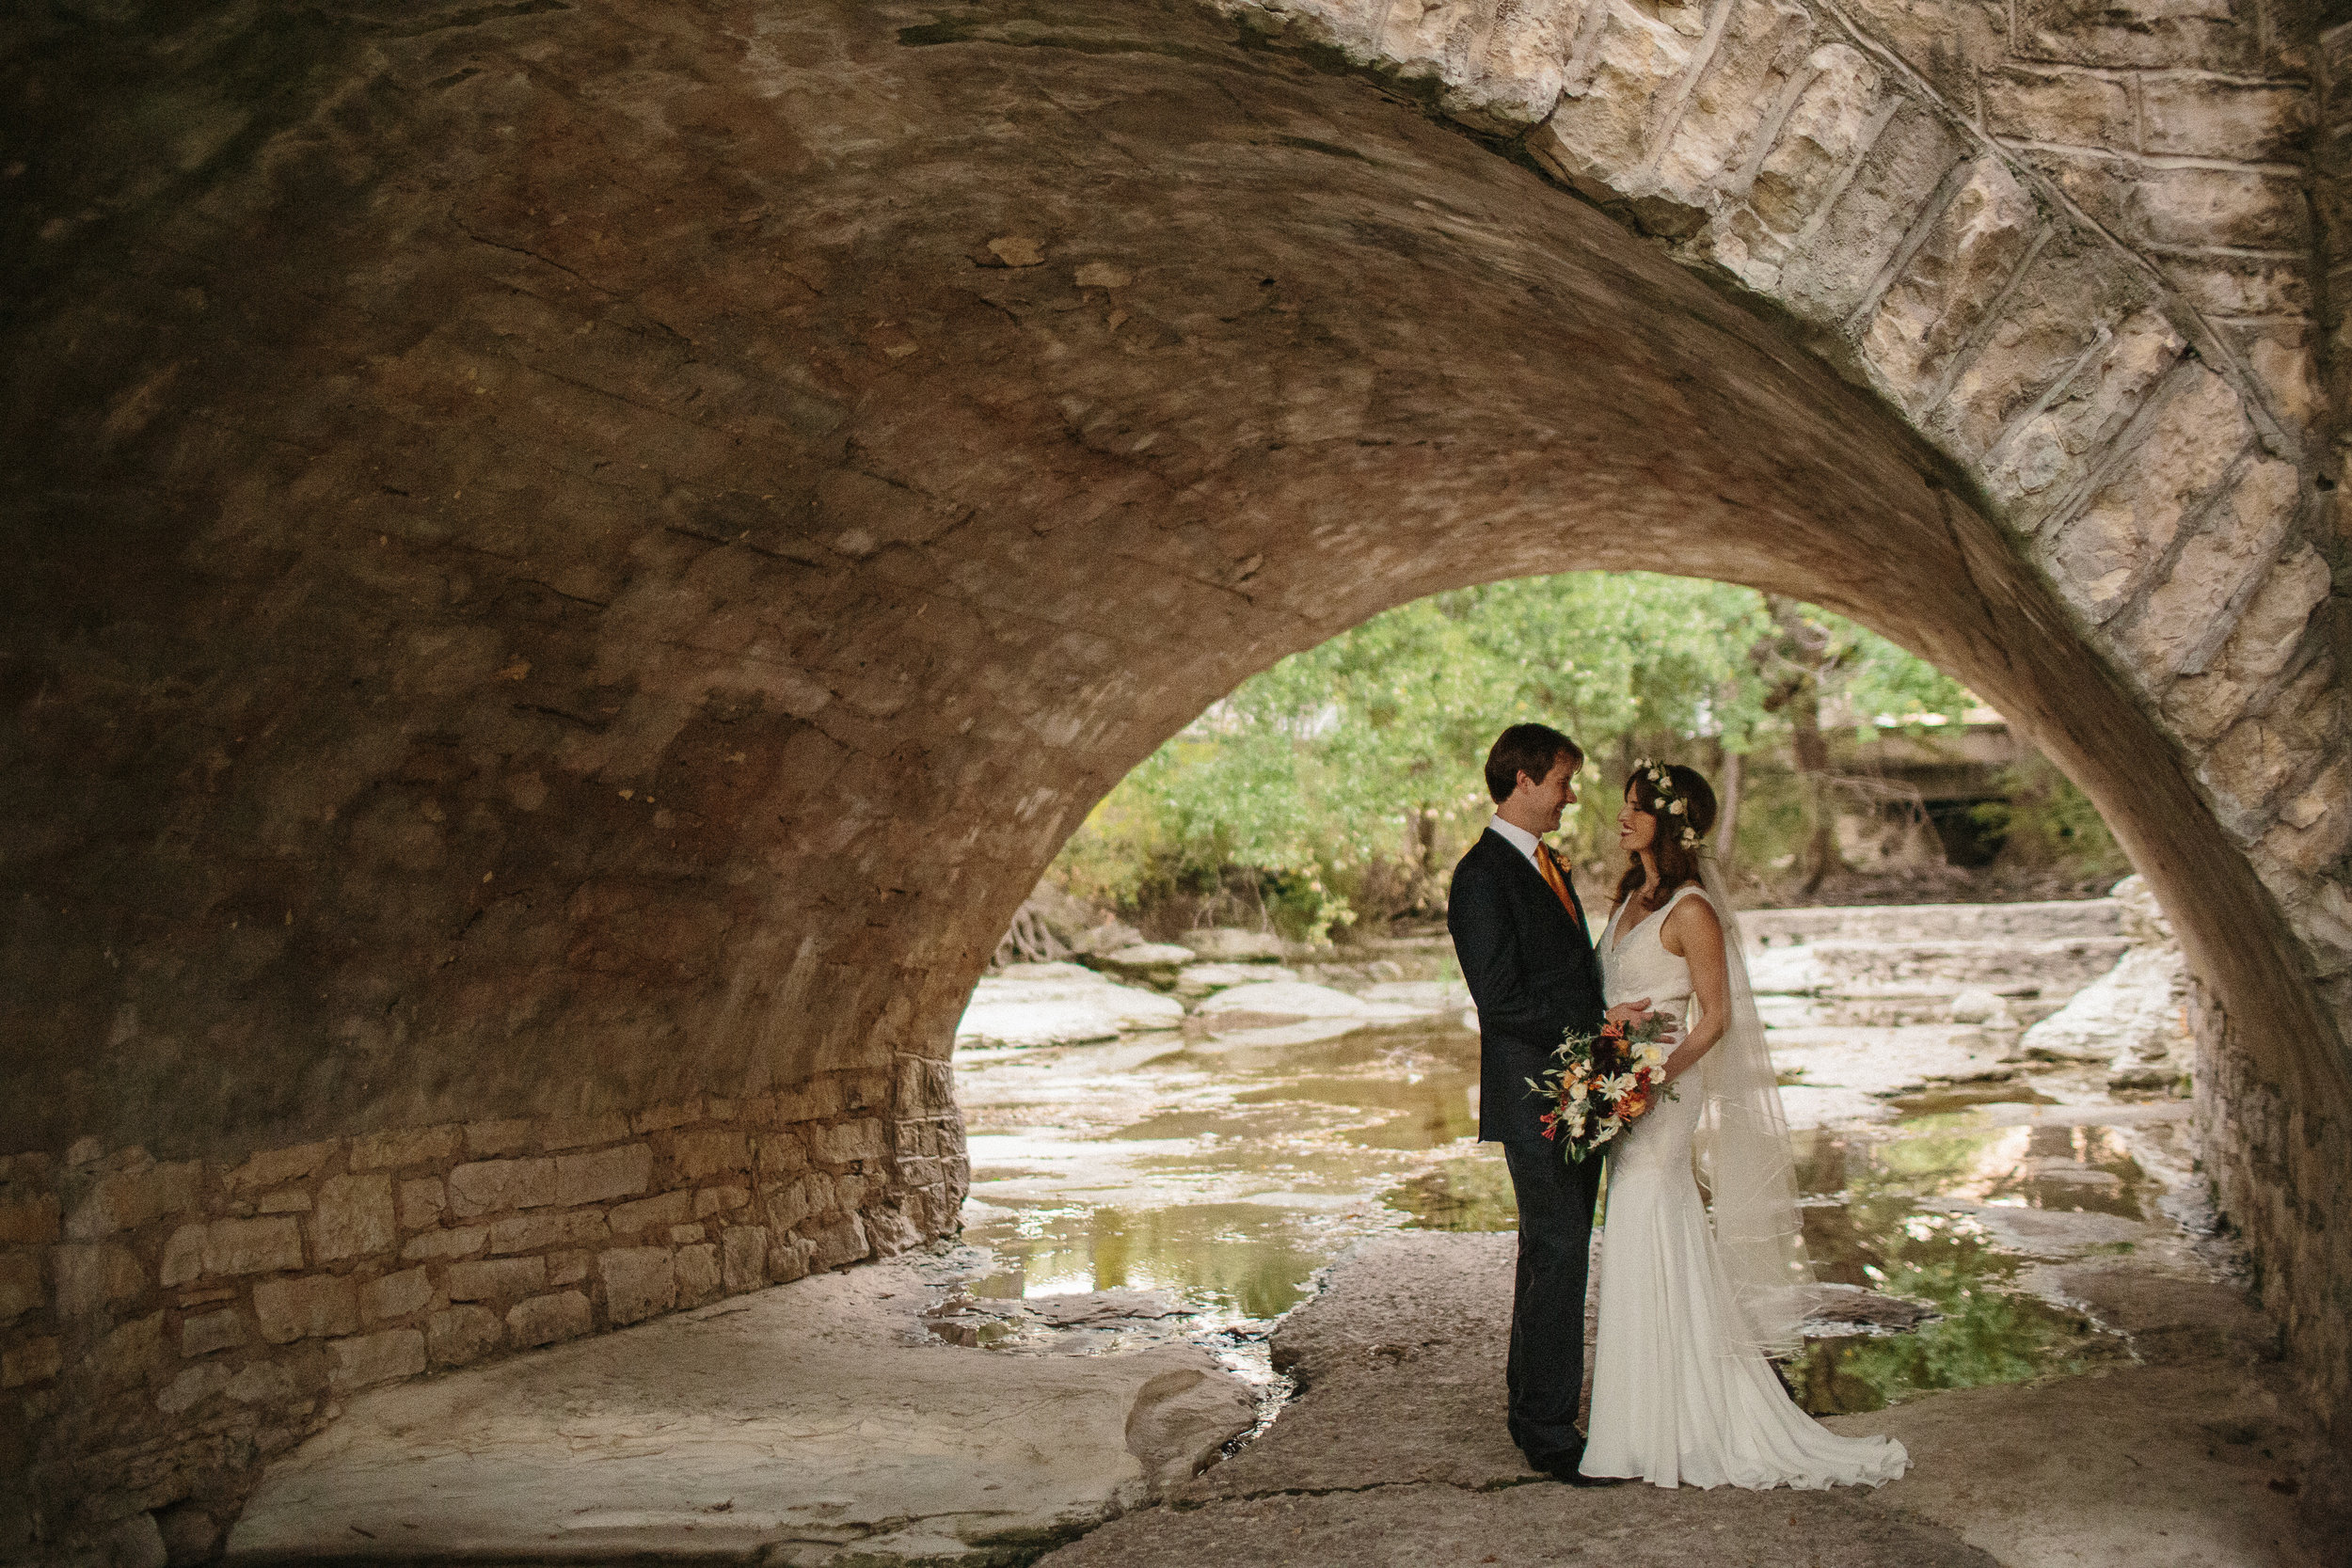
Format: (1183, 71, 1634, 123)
(215, 891, 2335, 1565)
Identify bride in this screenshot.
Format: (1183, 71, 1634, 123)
(1579, 760, 1908, 1489)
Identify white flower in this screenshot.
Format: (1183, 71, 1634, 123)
(1668, 800, 1685, 815)
(1639, 1044, 1667, 1067)
(1598, 1071, 1638, 1099)
(1568, 1081, 1590, 1101)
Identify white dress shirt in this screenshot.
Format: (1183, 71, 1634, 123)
(1486, 814, 1547, 872)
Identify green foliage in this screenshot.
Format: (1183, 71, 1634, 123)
(1052, 574, 1992, 937)
(1969, 753, 2130, 879)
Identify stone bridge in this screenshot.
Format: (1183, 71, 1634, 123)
(0, 0, 2345, 1554)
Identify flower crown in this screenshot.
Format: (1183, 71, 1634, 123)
(1632, 758, 1702, 849)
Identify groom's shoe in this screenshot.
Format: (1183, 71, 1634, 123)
(1526, 1445, 1625, 1488)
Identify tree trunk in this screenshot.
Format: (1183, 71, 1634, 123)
(1755, 594, 1848, 895)
(1717, 748, 1743, 867)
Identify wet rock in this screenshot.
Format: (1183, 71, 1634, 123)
(1195, 981, 1409, 1022)
(2020, 944, 2188, 1069)
(227, 1258, 1254, 1565)
(1088, 944, 1199, 987)
(1182, 928, 1291, 963)
(958, 965, 1184, 1046)
(1803, 1283, 1939, 1333)
(1172, 962, 1297, 1000)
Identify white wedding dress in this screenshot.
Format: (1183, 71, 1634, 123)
(1581, 883, 1908, 1489)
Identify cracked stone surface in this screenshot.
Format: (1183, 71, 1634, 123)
(224, 1254, 1256, 1564)
(1036, 1231, 2330, 1568)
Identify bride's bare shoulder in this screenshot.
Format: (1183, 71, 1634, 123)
(1659, 885, 1722, 957)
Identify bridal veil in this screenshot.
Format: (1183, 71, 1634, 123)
(1691, 854, 1812, 1357)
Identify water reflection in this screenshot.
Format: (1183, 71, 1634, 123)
(957, 1015, 2149, 1418)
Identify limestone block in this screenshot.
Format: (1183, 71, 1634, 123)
(537, 1114, 630, 1151)
(507, 1291, 592, 1348)
(810, 1119, 889, 1164)
(2017, 0, 2260, 72)
(223, 1140, 339, 1196)
(446, 1157, 557, 1217)
(254, 1275, 359, 1343)
(0, 1250, 43, 1326)
(466, 1119, 536, 1157)
(179, 1308, 246, 1356)
(397, 1178, 445, 1230)
(63, 1159, 200, 1239)
(157, 1361, 232, 1415)
(2141, 77, 2312, 162)
(2040, 366, 2249, 620)
(225, 1360, 297, 1405)
(1367, 0, 1589, 129)
(2116, 457, 2301, 679)
(1980, 63, 2134, 149)
(1649, 0, 1817, 205)
(668, 1224, 705, 1245)
(330, 1328, 426, 1390)
(1533, 0, 1699, 197)
(553, 1144, 651, 1206)
(2030, 150, 2307, 251)
(865, 1205, 923, 1258)
(769, 1234, 818, 1285)
(676, 1243, 721, 1306)
(1727, 42, 1884, 261)
(87, 1311, 169, 1388)
(2228, 320, 2323, 436)
(2262, 758, 2352, 873)
(2165, 547, 2333, 741)
(762, 1174, 828, 1234)
(1828, 0, 2007, 98)
(488, 1207, 611, 1255)
(311, 1174, 396, 1262)
(599, 1246, 675, 1324)
(1861, 156, 2038, 408)
(254, 1186, 311, 1213)
(548, 1250, 589, 1286)
(1779, 100, 1968, 325)
(161, 1217, 304, 1285)
(803, 1212, 871, 1273)
(722, 1225, 769, 1292)
(2160, 254, 2312, 322)
(0, 1195, 60, 1245)
(56, 1243, 146, 1316)
(670, 1128, 750, 1180)
(446, 1256, 547, 1302)
(757, 1129, 810, 1174)
(360, 1268, 433, 1323)
(1, 1337, 61, 1388)
(1983, 307, 2182, 516)
(428, 1305, 503, 1367)
(607, 1190, 691, 1235)
(692, 1185, 749, 1218)
(401, 1224, 486, 1262)
(630, 1101, 701, 1135)
(348, 1125, 461, 1172)
(93, 1513, 167, 1568)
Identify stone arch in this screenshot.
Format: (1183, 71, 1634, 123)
(0, 0, 2344, 1544)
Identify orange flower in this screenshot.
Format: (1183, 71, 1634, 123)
(1600, 1022, 1625, 1040)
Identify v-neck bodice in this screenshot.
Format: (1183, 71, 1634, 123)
(1599, 885, 1707, 1009)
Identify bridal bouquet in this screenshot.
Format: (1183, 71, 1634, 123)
(1528, 1015, 1677, 1164)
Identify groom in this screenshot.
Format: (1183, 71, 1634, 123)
(1447, 722, 1649, 1484)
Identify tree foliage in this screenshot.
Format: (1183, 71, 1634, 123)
(1053, 574, 2015, 937)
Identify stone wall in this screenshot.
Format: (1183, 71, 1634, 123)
(0, 0, 2345, 1553)
(0, 1077, 964, 1551)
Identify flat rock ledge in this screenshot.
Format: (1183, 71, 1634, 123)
(224, 1255, 1254, 1565)
(1039, 1233, 2333, 1568)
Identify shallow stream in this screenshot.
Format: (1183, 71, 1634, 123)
(954, 1016, 2186, 1416)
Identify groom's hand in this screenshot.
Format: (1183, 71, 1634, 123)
(1606, 998, 1680, 1045)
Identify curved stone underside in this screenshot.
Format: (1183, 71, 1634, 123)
(0, 0, 2344, 1546)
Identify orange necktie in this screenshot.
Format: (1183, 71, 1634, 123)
(1534, 842, 1578, 916)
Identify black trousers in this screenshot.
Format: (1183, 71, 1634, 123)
(1501, 1138, 1604, 1462)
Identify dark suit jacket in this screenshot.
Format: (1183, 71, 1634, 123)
(1446, 829, 1608, 1146)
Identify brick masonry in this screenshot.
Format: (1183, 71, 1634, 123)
(0, 0, 2346, 1553)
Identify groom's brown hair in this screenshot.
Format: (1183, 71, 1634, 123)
(1484, 723, 1582, 803)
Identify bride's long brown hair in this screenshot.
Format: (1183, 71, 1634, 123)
(1613, 762, 1720, 919)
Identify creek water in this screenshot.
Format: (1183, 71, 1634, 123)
(955, 1015, 2171, 1417)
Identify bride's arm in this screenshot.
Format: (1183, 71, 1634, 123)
(1657, 895, 1730, 1085)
